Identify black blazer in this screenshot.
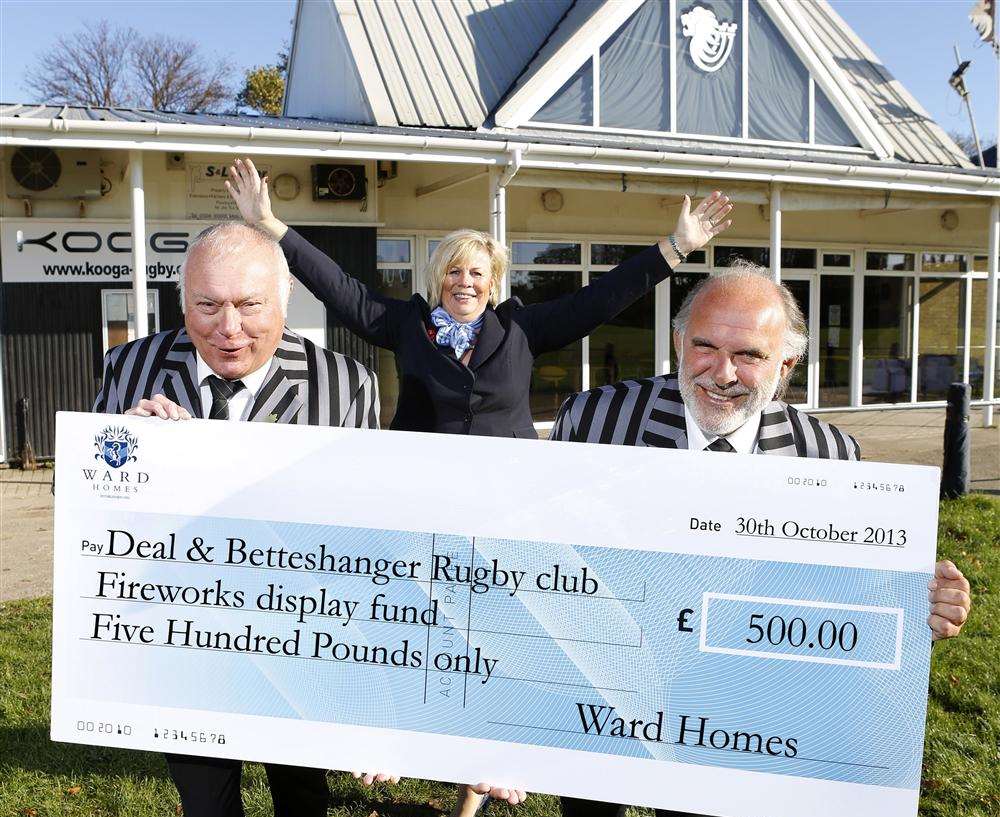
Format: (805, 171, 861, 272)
(281, 229, 672, 438)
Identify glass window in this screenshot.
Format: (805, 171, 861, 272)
(685, 249, 707, 265)
(669, 272, 709, 365)
(510, 269, 583, 421)
(819, 276, 852, 407)
(512, 242, 581, 265)
(970, 279, 989, 399)
(781, 248, 817, 269)
(376, 238, 410, 264)
(535, 59, 593, 126)
(823, 252, 852, 269)
(600, 1, 670, 131)
(917, 278, 965, 401)
(973, 255, 988, 271)
(748, 0, 808, 142)
(714, 245, 769, 267)
(591, 244, 646, 265)
(814, 86, 858, 147)
(589, 272, 654, 388)
(102, 290, 159, 354)
(676, 0, 742, 137)
(862, 276, 914, 404)
(921, 252, 967, 273)
(866, 251, 915, 272)
(714, 246, 815, 270)
(782, 279, 810, 405)
(376, 238, 414, 426)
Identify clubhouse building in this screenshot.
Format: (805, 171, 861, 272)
(1, 0, 998, 459)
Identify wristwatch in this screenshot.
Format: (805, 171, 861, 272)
(668, 234, 687, 263)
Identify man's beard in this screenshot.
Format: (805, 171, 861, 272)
(678, 354, 784, 437)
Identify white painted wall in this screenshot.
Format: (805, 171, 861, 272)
(284, 0, 373, 123)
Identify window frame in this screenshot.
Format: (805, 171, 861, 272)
(100, 288, 160, 356)
(379, 231, 995, 420)
(526, 0, 866, 154)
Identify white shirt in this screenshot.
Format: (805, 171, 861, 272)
(684, 404, 762, 454)
(196, 353, 273, 421)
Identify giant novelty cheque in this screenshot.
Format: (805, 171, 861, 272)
(52, 412, 939, 817)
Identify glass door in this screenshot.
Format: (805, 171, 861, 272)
(781, 275, 814, 407)
(818, 275, 853, 408)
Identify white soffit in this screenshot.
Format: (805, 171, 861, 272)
(494, 0, 644, 129)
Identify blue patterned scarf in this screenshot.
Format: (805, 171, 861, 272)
(430, 306, 485, 359)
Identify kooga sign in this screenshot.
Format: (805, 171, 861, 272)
(1, 220, 208, 283)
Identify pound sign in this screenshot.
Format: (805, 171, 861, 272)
(676, 608, 694, 632)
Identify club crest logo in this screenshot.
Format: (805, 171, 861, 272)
(94, 426, 139, 469)
(681, 5, 738, 73)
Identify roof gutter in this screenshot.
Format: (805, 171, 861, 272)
(1, 116, 997, 199)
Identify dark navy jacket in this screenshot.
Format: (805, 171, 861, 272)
(281, 229, 672, 438)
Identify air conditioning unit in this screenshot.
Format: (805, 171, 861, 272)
(312, 163, 367, 201)
(6, 147, 103, 200)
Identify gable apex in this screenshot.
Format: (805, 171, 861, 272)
(496, 0, 894, 159)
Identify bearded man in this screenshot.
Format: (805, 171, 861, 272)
(550, 262, 972, 817)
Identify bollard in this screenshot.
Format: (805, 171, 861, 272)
(16, 396, 37, 471)
(940, 382, 970, 499)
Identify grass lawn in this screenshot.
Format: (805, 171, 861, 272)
(1, 496, 997, 816)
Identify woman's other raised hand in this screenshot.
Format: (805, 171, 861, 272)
(659, 191, 733, 266)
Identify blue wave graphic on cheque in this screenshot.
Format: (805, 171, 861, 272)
(79, 512, 930, 790)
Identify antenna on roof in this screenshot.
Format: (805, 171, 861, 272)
(949, 44, 986, 165)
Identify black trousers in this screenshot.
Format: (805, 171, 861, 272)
(561, 796, 703, 817)
(165, 754, 329, 817)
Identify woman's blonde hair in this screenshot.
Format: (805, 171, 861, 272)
(425, 229, 509, 308)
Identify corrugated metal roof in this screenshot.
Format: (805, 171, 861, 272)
(3, 102, 995, 181)
(800, 0, 974, 168)
(338, 0, 573, 128)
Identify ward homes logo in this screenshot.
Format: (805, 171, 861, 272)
(83, 425, 150, 498)
(95, 425, 138, 468)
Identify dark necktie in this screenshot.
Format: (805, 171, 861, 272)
(205, 375, 246, 420)
(705, 437, 736, 453)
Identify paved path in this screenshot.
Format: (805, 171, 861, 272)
(1, 467, 54, 602)
(821, 408, 999, 494)
(2, 411, 997, 602)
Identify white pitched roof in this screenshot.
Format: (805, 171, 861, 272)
(287, 0, 983, 168)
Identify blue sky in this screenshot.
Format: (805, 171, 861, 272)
(0, 0, 998, 149)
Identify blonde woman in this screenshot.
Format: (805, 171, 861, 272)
(227, 158, 732, 439)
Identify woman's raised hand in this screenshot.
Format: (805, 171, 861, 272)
(225, 157, 287, 241)
(669, 191, 733, 259)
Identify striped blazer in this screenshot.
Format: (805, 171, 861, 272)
(551, 374, 860, 460)
(93, 327, 379, 428)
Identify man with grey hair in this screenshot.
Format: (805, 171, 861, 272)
(553, 262, 852, 456)
(93, 221, 379, 817)
(551, 261, 971, 817)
